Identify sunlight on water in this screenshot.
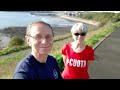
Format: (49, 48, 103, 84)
(0, 11, 76, 29)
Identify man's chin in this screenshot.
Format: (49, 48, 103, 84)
(38, 48, 51, 54)
(39, 50, 50, 54)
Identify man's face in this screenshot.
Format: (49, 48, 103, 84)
(27, 23, 53, 55)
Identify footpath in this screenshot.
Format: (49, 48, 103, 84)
(58, 15, 120, 79)
(89, 27, 120, 79)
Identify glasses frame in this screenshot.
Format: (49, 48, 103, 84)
(26, 35, 53, 41)
(73, 33, 86, 36)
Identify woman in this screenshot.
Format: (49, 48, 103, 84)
(61, 22, 94, 79)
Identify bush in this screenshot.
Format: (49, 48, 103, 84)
(8, 36, 24, 47)
(54, 53, 64, 72)
(112, 13, 120, 23)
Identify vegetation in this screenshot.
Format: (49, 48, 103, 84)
(0, 45, 30, 56)
(54, 53, 64, 72)
(55, 21, 120, 73)
(1, 12, 120, 79)
(0, 33, 71, 56)
(8, 36, 24, 47)
(77, 12, 120, 27)
(85, 23, 119, 47)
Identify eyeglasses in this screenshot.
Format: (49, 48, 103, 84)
(27, 34, 53, 41)
(74, 33, 86, 36)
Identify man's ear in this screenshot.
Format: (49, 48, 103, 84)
(25, 36, 31, 46)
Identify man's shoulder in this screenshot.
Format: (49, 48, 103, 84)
(13, 54, 34, 79)
(15, 54, 33, 71)
(48, 55, 56, 60)
(48, 55, 58, 63)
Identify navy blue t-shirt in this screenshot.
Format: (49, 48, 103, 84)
(13, 54, 63, 79)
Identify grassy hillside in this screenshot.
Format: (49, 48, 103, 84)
(1, 12, 120, 79)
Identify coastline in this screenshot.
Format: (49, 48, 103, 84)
(0, 15, 98, 49)
(58, 15, 100, 26)
(0, 26, 72, 49)
(0, 26, 72, 38)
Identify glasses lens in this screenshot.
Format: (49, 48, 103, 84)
(74, 33, 86, 36)
(74, 33, 80, 36)
(80, 33, 86, 36)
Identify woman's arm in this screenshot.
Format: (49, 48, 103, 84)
(62, 55, 67, 65)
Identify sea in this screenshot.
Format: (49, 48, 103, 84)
(0, 11, 76, 29)
(0, 11, 77, 49)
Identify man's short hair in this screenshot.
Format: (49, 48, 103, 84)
(26, 21, 54, 37)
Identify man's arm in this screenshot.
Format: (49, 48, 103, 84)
(13, 72, 29, 79)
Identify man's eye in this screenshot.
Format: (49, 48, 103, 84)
(46, 35, 52, 39)
(35, 35, 42, 38)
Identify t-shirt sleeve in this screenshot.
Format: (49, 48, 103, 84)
(61, 44, 67, 55)
(89, 49, 94, 61)
(12, 59, 31, 79)
(13, 72, 29, 79)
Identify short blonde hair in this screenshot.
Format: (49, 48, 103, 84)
(71, 22, 88, 33)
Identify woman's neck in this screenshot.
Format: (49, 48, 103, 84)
(73, 41, 85, 47)
(71, 42, 86, 53)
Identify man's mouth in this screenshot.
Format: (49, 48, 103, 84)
(40, 46, 49, 48)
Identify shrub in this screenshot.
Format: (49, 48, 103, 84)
(8, 36, 24, 47)
(54, 53, 64, 72)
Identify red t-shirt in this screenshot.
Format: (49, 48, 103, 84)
(61, 43, 94, 79)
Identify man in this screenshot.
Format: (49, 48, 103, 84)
(13, 21, 62, 79)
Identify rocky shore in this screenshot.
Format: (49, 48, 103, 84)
(0, 26, 72, 49)
(0, 26, 72, 38)
(0, 15, 98, 49)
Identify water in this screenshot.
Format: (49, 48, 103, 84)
(0, 33, 10, 49)
(0, 11, 77, 49)
(0, 11, 76, 29)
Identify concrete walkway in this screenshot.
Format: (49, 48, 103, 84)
(89, 27, 120, 79)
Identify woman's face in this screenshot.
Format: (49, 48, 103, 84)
(72, 29, 86, 44)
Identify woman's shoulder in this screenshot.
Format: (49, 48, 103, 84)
(62, 42, 71, 48)
(86, 45, 94, 51)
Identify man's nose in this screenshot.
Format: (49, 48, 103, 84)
(41, 38, 47, 44)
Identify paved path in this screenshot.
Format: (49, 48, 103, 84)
(89, 27, 120, 79)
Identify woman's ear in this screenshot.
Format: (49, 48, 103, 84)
(25, 36, 31, 46)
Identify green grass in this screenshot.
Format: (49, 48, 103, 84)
(85, 22, 120, 47)
(0, 33, 72, 56)
(0, 54, 27, 79)
(0, 45, 30, 56)
(0, 54, 26, 65)
(0, 21, 120, 79)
